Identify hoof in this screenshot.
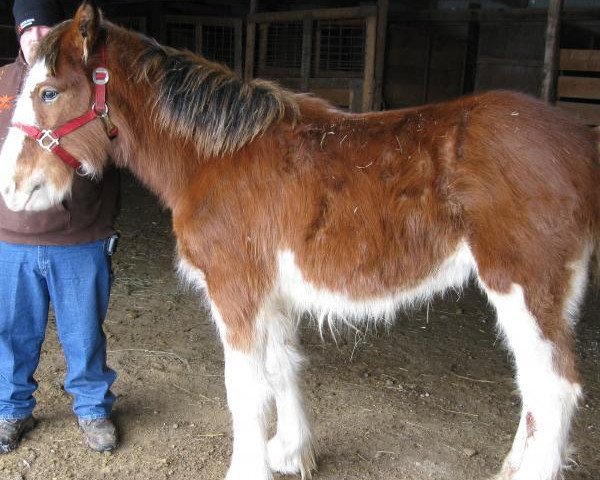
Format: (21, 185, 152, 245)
(268, 435, 317, 479)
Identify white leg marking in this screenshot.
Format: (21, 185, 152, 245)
(264, 297, 316, 479)
(211, 304, 273, 480)
(483, 283, 581, 480)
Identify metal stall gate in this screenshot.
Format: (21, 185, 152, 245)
(245, 6, 385, 112)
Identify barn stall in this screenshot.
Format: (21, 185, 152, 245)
(0, 0, 598, 479)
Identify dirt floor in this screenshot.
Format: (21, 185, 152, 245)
(0, 174, 598, 480)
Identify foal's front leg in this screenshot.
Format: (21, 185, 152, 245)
(213, 305, 273, 480)
(223, 342, 273, 480)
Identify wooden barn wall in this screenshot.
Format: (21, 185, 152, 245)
(1, 1, 599, 105)
(384, 21, 467, 109)
(475, 14, 546, 95)
(385, 8, 600, 109)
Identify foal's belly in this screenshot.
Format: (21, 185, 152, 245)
(276, 240, 477, 323)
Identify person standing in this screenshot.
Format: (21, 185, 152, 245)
(0, 0, 120, 453)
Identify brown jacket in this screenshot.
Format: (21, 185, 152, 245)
(0, 55, 119, 245)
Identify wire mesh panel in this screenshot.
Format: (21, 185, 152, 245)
(112, 16, 147, 33)
(167, 22, 196, 51)
(316, 20, 366, 76)
(202, 25, 236, 69)
(165, 17, 242, 74)
(265, 21, 304, 72)
(247, 6, 377, 111)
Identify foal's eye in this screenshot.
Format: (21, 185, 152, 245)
(40, 89, 59, 103)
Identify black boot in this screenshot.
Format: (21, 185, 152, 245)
(0, 416, 37, 453)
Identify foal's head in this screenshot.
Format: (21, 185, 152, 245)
(0, 2, 110, 211)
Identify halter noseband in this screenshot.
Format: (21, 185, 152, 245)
(12, 48, 118, 172)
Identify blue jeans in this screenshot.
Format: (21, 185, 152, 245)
(0, 239, 116, 420)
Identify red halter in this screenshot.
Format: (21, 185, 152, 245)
(12, 48, 118, 171)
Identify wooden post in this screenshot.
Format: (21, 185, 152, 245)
(244, 0, 258, 81)
(540, 0, 564, 103)
(313, 23, 322, 78)
(372, 0, 389, 111)
(257, 23, 268, 75)
(195, 24, 203, 57)
(234, 19, 243, 76)
(362, 15, 377, 112)
(300, 17, 313, 92)
(422, 31, 433, 104)
(149, 1, 165, 43)
(461, 3, 480, 94)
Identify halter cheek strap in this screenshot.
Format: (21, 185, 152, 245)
(12, 47, 118, 171)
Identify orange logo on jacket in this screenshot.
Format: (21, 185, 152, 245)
(0, 95, 14, 114)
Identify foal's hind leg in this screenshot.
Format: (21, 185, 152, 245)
(479, 251, 589, 480)
(264, 299, 316, 478)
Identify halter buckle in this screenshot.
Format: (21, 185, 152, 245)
(37, 130, 60, 152)
(92, 67, 109, 85)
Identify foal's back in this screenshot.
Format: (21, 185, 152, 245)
(270, 91, 597, 308)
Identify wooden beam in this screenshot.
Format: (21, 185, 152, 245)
(257, 23, 268, 75)
(560, 49, 600, 72)
(540, 0, 564, 103)
(461, 4, 480, 94)
(149, 1, 165, 43)
(422, 31, 433, 104)
(250, 6, 377, 23)
(195, 24, 203, 56)
(300, 17, 313, 92)
(558, 76, 600, 100)
(234, 19, 243, 75)
(558, 101, 600, 126)
(490, 0, 528, 6)
(373, 0, 389, 111)
(362, 15, 377, 112)
(244, 0, 258, 81)
(166, 15, 243, 27)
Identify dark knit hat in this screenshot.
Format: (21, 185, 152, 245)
(13, 0, 66, 37)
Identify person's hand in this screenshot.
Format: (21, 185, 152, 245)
(20, 26, 52, 65)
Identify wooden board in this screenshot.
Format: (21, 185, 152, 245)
(312, 88, 352, 108)
(558, 101, 600, 126)
(560, 49, 600, 73)
(558, 76, 600, 100)
(250, 6, 377, 23)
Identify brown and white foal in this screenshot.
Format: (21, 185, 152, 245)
(0, 4, 598, 480)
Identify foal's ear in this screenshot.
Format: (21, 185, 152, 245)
(73, 0, 103, 64)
